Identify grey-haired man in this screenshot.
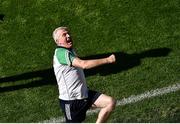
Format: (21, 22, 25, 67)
(52, 27, 116, 123)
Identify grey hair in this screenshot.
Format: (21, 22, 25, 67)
(52, 27, 68, 43)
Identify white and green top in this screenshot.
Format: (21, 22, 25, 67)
(53, 47, 88, 100)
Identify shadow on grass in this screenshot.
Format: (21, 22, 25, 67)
(0, 47, 171, 93)
(0, 14, 5, 21)
(84, 47, 172, 76)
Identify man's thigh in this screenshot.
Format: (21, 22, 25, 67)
(92, 94, 115, 108)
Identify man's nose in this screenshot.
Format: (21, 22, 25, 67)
(66, 34, 70, 38)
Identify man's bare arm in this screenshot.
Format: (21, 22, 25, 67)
(72, 54, 116, 69)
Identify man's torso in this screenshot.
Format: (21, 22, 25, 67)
(53, 47, 88, 100)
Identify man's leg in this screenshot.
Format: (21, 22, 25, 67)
(92, 94, 116, 123)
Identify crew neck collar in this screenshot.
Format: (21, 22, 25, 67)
(56, 46, 72, 50)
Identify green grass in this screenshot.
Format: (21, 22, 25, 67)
(85, 91, 180, 123)
(0, 0, 180, 122)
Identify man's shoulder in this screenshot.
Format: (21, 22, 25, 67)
(55, 47, 76, 66)
(55, 47, 70, 59)
(56, 47, 68, 53)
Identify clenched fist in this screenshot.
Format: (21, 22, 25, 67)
(107, 54, 116, 63)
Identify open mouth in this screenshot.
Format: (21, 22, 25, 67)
(67, 38, 72, 43)
(67, 38, 72, 45)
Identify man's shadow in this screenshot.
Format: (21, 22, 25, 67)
(0, 14, 5, 21)
(0, 47, 171, 93)
(84, 47, 172, 76)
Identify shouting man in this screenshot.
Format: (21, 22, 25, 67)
(52, 27, 116, 123)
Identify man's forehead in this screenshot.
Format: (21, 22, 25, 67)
(58, 29, 68, 34)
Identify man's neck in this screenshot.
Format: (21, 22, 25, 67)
(57, 45, 73, 50)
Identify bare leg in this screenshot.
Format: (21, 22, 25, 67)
(92, 94, 116, 123)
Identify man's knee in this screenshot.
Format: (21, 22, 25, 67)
(107, 97, 116, 111)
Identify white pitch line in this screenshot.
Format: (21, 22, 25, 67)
(41, 83, 180, 123)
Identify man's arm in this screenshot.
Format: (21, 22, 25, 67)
(72, 54, 116, 69)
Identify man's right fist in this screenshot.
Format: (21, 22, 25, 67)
(107, 54, 116, 63)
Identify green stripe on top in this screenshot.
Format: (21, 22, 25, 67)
(56, 48, 75, 66)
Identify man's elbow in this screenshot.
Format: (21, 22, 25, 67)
(73, 58, 87, 69)
(73, 58, 90, 69)
(81, 62, 89, 69)
(79, 60, 91, 69)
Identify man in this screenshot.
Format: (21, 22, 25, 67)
(52, 27, 116, 123)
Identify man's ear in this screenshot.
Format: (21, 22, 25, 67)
(56, 39, 61, 45)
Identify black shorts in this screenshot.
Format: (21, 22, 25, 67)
(59, 90, 101, 123)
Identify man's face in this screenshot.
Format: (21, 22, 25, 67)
(57, 29, 73, 48)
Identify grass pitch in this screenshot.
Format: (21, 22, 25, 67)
(0, 0, 180, 122)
